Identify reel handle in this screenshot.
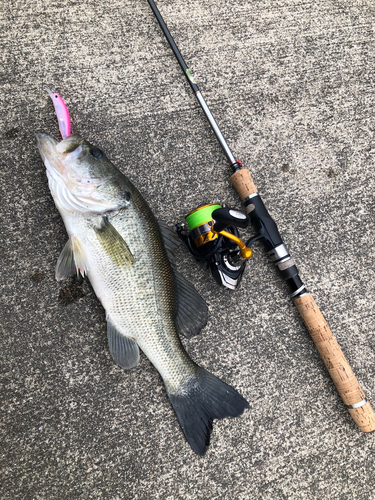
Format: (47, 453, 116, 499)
(231, 167, 375, 432)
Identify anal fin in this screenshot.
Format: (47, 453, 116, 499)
(107, 318, 140, 370)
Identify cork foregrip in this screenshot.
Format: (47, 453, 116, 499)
(294, 293, 375, 432)
(230, 168, 257, 199)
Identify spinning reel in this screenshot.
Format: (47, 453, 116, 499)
(176, 204, 253, 290)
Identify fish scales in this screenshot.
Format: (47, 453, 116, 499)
(85, 189, 195, 388)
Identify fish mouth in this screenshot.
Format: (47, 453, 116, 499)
(36, 132, 58, 165)
(36, 132, 83, 177)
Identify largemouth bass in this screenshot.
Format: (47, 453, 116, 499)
(36, 132, 249, 455)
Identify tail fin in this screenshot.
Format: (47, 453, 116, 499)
(166, 366, 249, 456)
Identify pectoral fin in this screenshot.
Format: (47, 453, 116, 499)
(107, 319, 140, 369)
(173, 271, 208, 338)
(95, 217, 134, 268)
(55, 236, 88, 280)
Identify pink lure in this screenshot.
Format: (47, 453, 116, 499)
(45, 88, 71, 139)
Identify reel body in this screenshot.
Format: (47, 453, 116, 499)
(176, 204, 252, 290)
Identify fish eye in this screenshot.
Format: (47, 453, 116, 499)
(91, 148, 104, 159)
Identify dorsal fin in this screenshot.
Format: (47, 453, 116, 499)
(158, 220, 181, 266)
(173, 271, 208, 338)
(157, 221, 208, 338)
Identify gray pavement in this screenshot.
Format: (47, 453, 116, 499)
(1, 0, 375, 498)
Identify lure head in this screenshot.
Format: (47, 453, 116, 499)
(45, 88, 61, 101)
(36, 133, 132, 216)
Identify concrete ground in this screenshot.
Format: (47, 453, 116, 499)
(1, 0, 375, 498)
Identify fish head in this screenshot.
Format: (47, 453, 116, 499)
(36, 133, 132, 215)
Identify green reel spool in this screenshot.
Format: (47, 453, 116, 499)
(185, 203, 221, 230)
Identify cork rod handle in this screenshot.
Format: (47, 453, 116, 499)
(230, 168, 258, 198)
(295, 294, 375, 432)
(231, 168, 375, 432)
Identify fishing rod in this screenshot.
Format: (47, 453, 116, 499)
(146, 0, 375, 432)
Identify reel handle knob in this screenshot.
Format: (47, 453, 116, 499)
(211, 207, 249, 232)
